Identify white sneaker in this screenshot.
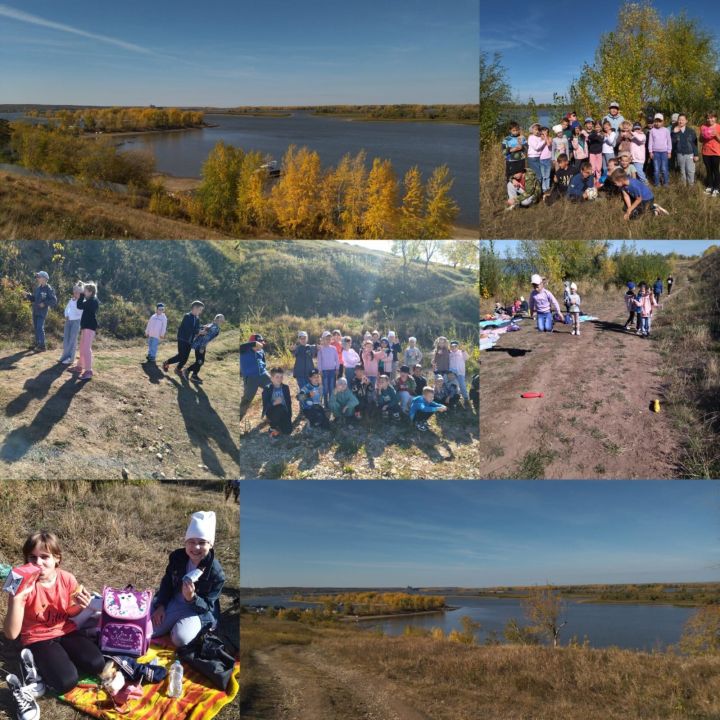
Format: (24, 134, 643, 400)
(713, 190, 720, 197)
(636, 330, 643, 336)
(705, 187, 714, 194)
(576, 329, 581, 336)
(20, 649, 45, 698)
(6, 674, 40, 720)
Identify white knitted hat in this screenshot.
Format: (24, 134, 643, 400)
(186, 511, 216, 545)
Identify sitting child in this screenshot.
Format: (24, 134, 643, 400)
(329, 377, 359, 420)
(444, 373, 462, 408)
(375, 375, 401, 420)
(152, 511, 225, 648)
(409, 386, 448, 431)
(566, 161, 595, 201)
(433, 374, 459, 407)
(350, 366, 374, 418)
(543, 153, 574, 205)
(599, 157, 621, 195)
(506, 168, 541, 209)
(261, 367, 292, 437)
(393, 365, 417, 414)
(2, 530, 104, 710)
(297, 370, 330, 429)
(411, 364, 427, 394)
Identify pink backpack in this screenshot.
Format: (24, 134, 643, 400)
(99, 586, 153, 657)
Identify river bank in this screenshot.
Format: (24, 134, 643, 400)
(342, 606, 459, 622)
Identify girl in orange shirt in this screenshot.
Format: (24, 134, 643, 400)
(3, 531, 105, 701)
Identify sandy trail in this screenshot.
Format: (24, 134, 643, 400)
(251, 644, 433, 720)
(480, 287, 683, 479)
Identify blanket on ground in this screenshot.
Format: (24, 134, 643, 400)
(60, 643, 239, 720)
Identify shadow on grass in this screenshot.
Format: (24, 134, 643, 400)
(167, 377, 239, 478)
(4, 362, 66, 417)
(0, 349, 34, 372)
(1, 376, 87, 463)
(140, 360, 165, 384)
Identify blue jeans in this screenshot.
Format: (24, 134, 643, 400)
(151, 595, 205, 648)
(633, 162, 647, 183)
(527, 157, 542, 181)
(295, 375, 309, 393)
(147, 336, 159, 360)
(452, 373, 469, 400)
(539, 158, 552, 192)
(33, 313, 46, 348)
(321, 369, 336, 406)
(641, 316, 650, 334)
(536, 312, 554, 332)
(652, 151, 669, 186)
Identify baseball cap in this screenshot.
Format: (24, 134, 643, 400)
(249, 333, 265, 343)
(297, 331, 308, 338)
(399, 365, 410, 373)
(35, 271, 49, 280)
(609, 101, 620, 109)
(552, 124, 563, 134)
(156, 303, 165, 309)
(450, 341, 459, 347)
(632, 122, 642, 129)
(654, 113, 664, 121)
(414, 363, 423, 369)
(434, 374, 444, 381)
(530, 273, 543, 285)
(584, 116, 593, 123)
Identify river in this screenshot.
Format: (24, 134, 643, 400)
(241, 593, 695, 651)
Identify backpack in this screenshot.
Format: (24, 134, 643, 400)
(99, 586, 153, 657)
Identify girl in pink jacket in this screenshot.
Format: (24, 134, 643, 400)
(361, 340, 384, 390)
(633, 283, 657, 337)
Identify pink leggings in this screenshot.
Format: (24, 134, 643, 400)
(589, 153, 603, 182)
(79, 329, 95, 372)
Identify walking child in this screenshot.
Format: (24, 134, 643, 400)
(529, 274, 562, 332)
(186, 313, 224, 383)
(163, 300, 203, 376)
(144, 303, 167, 363)
(58, 282, 83, 365)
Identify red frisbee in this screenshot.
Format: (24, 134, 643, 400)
(521, 392, 544, 399)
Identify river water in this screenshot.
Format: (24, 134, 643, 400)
(241, 593, 695, 651)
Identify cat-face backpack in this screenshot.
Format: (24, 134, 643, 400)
(99, 586, 153, 657)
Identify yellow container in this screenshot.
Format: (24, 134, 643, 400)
(652, 399, 661, 413)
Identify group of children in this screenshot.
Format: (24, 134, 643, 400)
(240, 330, 478, 436)
(2, 512, 224, 720)
(623, 276, 669, 337)
(503, 105, 720, 218)
(25, 271, 224, 385)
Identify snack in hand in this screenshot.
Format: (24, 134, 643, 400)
(183, 568, 203, 583)
(2, 564, 41, 596)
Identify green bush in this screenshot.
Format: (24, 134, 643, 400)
(0, 278, 32, 334)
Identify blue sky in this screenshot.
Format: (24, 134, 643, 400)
(240, 481, 720, 587)
(486, 241, 719, 257)
(481, 0, 720, 103)
(0, 1, 477, 105)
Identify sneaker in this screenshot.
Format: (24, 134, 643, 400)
(162, 361, 170, 372)
(636, 330, 643, 336)
(61, 359, 73, 365)
(571, 329, 576, 335)
(705, 187, 714, 194)
(653, 203, 669, 216)
(175, 366, 185, 377)
(270, 430, 280, 439)
(67, 365, 83, 373)
(6, 674, 39, 720)
(415, 422, 428, 432)
(190, 375, 203, 384)
(713, 190, 720, 197)
(576, 330, 580, 336)
(79, 371, 93, 380)
(20, 649, 44, 699)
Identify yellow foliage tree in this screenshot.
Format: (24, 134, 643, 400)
(196, 141, 244, 228)
(399, 166, 426, 239)
(424, 165, 459, 239)
(362, 158, 399, 239)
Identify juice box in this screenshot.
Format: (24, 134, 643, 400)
(2, 564, 41, 596)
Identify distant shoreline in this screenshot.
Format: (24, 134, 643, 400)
(343, 606, 458, 621)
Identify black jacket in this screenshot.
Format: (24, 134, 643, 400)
(155, 548, 225, 627)
(76, 295, 99, 331)
(177, 313, 200, 344)
(671, 127, 698, 156)
(261, 383, 292, 418)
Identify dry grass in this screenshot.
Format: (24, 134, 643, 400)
(480, 145, 720, 239)
(241, 616, 720, 720)
(0, 480, 239, 720)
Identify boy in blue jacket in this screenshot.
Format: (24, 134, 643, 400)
(25, 270, 58, 352)
(240, 332, 272, 419)
(261, 367, 292, 437)
(566, 162, 595, 201)
(409, 387, 447, 432)
(297, 370, 330, 430)
(163, 300, 203, 375)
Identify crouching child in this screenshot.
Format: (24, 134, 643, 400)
(328, 377, 359, 421)
(375, 375, 401, 420)
(409, 387, 448, 431)
(261, 367, 293, 438)
(350, 366, 374, 419)
(297, 370, 330, 430)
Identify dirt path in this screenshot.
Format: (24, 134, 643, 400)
(251, 644, 433, 720)
(480, 288, 683, 479)
(0, 333, 239, 479)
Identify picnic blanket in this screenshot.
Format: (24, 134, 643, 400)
(579, 315, 598, 322)
(61, 643, 239, 720)
(480, 318, 513, 329)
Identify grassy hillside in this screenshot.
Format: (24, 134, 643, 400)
(241, 616, 720, 720)
(0, 480, 239, 720)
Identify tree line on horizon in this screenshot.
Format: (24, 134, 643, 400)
(29, 106, 205, 133)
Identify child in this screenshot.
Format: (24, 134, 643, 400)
(526, 122, 543, 181)
(567, 282, 582, 336)
(387, 331, 402, 378)
(297, 370, 330, 429)
(58, 282, 83, 365)
(501, 121, 527, 178)
(409, 386, 447, 431)
(144, 302, 167, 364)
(329, 377, 359, 421)
(633, 283, 657, 337)
(69, 282, 99, 381)
(375, 375, 401, 420)
(186, 314, 225, 383)
(431, 336, 451, 378)
(538, 126, 553, 192)
(393, 365, 417, 414)
(700, 110, 720, 196)
(152, 511, 225, 647)
(25, 270, 58, 353)
(2, 530, 104, 704)
(240, 333, 272, 418)
(378, 338, 394, 379)
(617, 153, 637, 179)
(610, 169, 668, 220)
(317, 331, 340, 406)
(566, 161, 595, 201)
(261, 367, 292, 437)
(449, 341, 470, 402)
(599, 157, 621, 196)
(570, 126, 589, 173)
(551, 125, 568, 175)
(520, 296, 529, 314)
(330, 329, 344, 380)
(630, 122, 648, 183)
(544, 153, 573, 205)
(371, 330, 381, 350)
(603, 101, 625, 132)
(624, 282, 638, 330)
(506, 168, 541, 209)
(361, 340, 384, 389)
(292, 331, 317, 391)
(411, 364, 427, 394)
(444, 373, 462, 407)
(341, 336, 361, 381)
(403, 336, 422, 369)
(434, 374, 459, 408)
(602, 120, 618, 174)
(529, 273, 562, 332)
(671, 114, 699, 186)
(163, 300, 203, 376)
(587, 120, 605, 183)
(649, 113, 672, 186)
(350, 366, 374, 418)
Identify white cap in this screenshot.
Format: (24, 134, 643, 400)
(520, 296, 525, 302)
(186, 511, 216, 545)
(654, 113, 664, 121)
(336, 377, 348, 387)
(297, 331, 308, 338)
(388, 331, 396, 338)
(552, 124, 563, 134)
(530, 273, 543, 285)
(570, 282, 577, 290)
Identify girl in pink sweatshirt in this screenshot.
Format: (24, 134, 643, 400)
(361, 340, 384, 390)
(633, 283, 657, 337)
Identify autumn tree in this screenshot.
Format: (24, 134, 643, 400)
(479, 52, 511, 147)
(362, 158, 399, 239)
(196, 141, 243, 228)
(398, 165, 426, 238)
(391, 240, 422, 273)
(440, 240, 480, 269)
(521, 585, 567, 647)
(418, 240, 441, 274)
(236, 151, 270, 232)
(680, 606, 720, 655)
(504, 618, 540, 645)
(424, 165, 459, 239)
